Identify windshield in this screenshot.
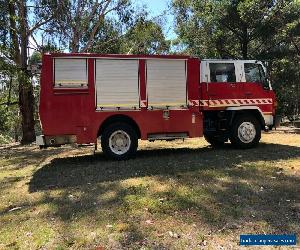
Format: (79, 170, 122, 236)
(244, 63, 266, 83)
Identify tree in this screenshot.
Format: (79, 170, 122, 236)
(172, 0, 300, 59)
(38, 0, 169, 55)
(87, 8, 170, 55)
(0, 53, 21, 141)
(83, 19, 123, 54)
(0, 0, 57, 143)
(121, 16, 170, 54)
(38, 0, 132, 52)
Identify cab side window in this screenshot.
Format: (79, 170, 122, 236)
(244, 63, 265, 83)
(209, 63, 236, 83)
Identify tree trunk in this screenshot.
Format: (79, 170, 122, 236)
(241, 24, 248, 59)
(19, 74, 36, 144)
(241, 40, 248, 59)
(18, 0, 36, 144)
(8, 1, 21, 64)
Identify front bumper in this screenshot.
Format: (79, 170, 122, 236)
(263, 114, 274, 127)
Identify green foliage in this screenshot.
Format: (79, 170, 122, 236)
(0, 104, 19, 140)
(0, 104, 9, 132)
(271, 58, 300, 118)
(37, 1, 170, 55)
(28, 51, 42, 65)
(173, 0, 300, 59)
(84, 18, 123, 54)
(121, 16, 170, 54)
(0, 77, 21, 141)
(35, 0, 133, 52)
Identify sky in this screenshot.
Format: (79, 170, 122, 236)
(144, 0, 170, 18)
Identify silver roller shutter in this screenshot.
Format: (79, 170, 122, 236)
(146, 59, 187, 108)
(54, 58, 88, 87)
(95, 59, 139, 109)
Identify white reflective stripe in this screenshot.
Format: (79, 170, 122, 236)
(199, 99, 272, 107)
(200, 100, 209, 106)
(140, 100, 147, 107)
(188, 100, 200, 106)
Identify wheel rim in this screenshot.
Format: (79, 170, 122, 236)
(237, 122, 256, 143)
(109, 130, 131, 155)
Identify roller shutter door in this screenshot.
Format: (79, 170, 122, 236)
(95, 59, 139, 109)
(146, 59, 187, 108)
(54, 58, 88, 88)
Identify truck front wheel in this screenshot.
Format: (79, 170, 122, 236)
(101, 122, 138, 160)
(230, 115, 261, 149)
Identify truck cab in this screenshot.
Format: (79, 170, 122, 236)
(199, 59, 276, 148)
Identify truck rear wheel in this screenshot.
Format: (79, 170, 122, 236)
(101, 122, 138, 160)
(230, 115, 261, 149)
(204, 134, 225, 147)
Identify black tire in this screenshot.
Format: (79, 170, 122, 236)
(230, 115, 261, 149)
(101, 122, 138, 160)
(204, 134, 225, 147)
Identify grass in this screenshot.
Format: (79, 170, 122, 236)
(0, 133, 300, 249)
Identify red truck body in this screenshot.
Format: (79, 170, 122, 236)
(37, 53, 276, 159)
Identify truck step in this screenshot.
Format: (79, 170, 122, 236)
(148, 133, 188, 141)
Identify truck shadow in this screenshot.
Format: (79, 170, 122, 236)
(28, 142, 300, 235)
(29, 143, 300, 192)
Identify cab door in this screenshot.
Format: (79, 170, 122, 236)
(205, 61, 244, 107)
(242, 62, 272, 99)
(242, 62, 274, 113)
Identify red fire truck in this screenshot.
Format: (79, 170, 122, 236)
(36, 53, 276, 159)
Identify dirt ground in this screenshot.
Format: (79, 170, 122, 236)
(0, 132, 299, 249)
